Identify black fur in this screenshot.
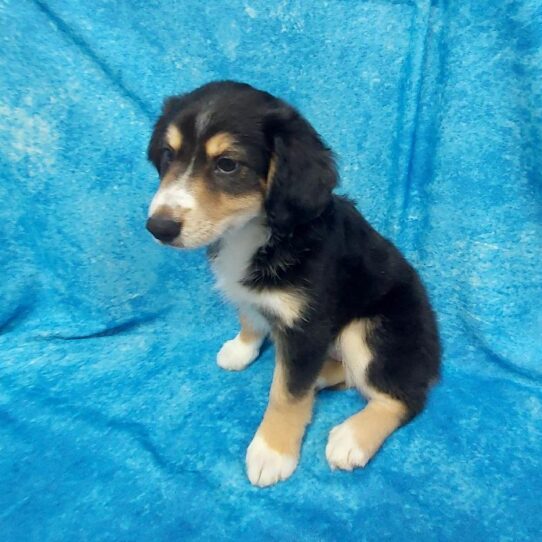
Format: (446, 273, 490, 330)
(246, 195, 440, 418)
(148, 81, 441, 422)
(263, 107, 337, 232)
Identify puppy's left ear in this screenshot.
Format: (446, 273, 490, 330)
(264, 105, 337, 233)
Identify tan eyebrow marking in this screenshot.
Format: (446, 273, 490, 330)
(205, 132, 237, 157)
(165, 124, 183, 151)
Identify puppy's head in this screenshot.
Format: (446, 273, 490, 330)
(146, 81, 337, 248)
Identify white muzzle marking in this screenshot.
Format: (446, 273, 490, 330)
(148, 157, 196, 217)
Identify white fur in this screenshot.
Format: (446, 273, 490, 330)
(326, 422, 368, 471)
(212, 217, 269, 285)
(246, 433, 298, 487)
(216, 333, 263, 371)
(175, 187, 196, 209)
(315, 375, 329, 390)
(239, 306, 271, 336)
(211, 218, 305, 327)
(196, 109, 212, 136)
(148, 157, 196, 217)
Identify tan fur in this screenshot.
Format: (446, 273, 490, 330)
(165, 124, 182, 151)
(316, 358, 348, 390)
(205, 132, 238, 157)
(151, 131, 267, 248)
(256, 355, 314, 456)
(159, 162, 182, 187)
(264, 155, 277, 192)
(336, 318, 378, 397)
(149, 201, 190, 224)
(331, 317, 407, 465)
(151, 204, 177, 219)
(340, 396, 406, 463)
(164, 177, 264, 247)
(192, 177, 262, 222)
(262, 289, 306, 328)
(238, 314, 264, 344)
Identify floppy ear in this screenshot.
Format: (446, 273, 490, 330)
(147, 95, 186, 171)
(264, 105, 337, 234)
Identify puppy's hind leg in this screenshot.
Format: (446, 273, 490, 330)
(325, 319, 407, 470)
(326, 396, 406, 470)
(217, 314, 265, 371)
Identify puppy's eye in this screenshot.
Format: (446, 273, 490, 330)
(160, 147, 173, 173)
(215, 157, 238, 174)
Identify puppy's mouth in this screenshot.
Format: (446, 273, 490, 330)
(153, 237, 185, 249)
(147, 208, 263, 249)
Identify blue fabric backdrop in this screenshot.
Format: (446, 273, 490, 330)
(1, 1, 541, 540)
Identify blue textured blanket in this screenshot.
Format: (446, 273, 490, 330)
(1, 1, 541, 540)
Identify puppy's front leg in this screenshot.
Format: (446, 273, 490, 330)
(246, 337, 326, 487)
(217, 314, 265, 371)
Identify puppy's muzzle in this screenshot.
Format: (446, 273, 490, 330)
(146, 216, 181, 243)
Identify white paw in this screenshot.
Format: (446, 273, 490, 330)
(326, 422, 368, 471)
(216, 335, 260, 371)
(246, 434, 298, 487)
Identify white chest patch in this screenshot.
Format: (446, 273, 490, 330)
(211, 219, 305, 329)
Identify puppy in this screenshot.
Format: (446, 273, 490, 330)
(146, 81, 440, 487)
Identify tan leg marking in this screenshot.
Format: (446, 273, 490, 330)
(326, 396, 406, 470)
(216, 314, 264, 371)
(238, 314, 263, 344)
(326, 317, 406, 470)
(259, 359, 314, 454)
(349, 397, 406, 456)
(315, 358, 348, 390)
(336, 318, 376, 394)
(246, 357, 314, 486)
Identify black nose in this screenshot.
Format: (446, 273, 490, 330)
(146, 216, 181, 243)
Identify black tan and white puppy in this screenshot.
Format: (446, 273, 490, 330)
(146, 81, 441, 487)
